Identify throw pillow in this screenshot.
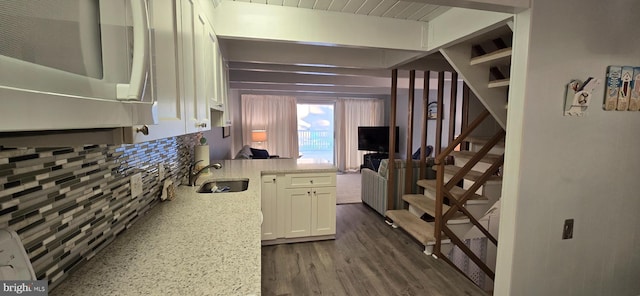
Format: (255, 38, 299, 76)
(412, 145, 433, 159)
(234, 145, 253, 159)
(412, 148, 421, 160)
(377, 159, 389, 179)
(250, 148, 270, 159)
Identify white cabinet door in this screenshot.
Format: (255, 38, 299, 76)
(192, 11, 211, 131)
(284, 188, 313, 238)
(177, 0, 196, 133)
(125, 0, 184, 143)
(265, 172, 336, 242)
(205, 28, 222, 112)
(178, 0, 210, 134)
(311, 187, 336, 236)
(261, 175, 278, 241)
(208, 32, 223, 111)
(211, 42, 231, 127)
(220, 60, 231, 126)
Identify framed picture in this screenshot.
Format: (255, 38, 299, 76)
(222, 126, 230, 138)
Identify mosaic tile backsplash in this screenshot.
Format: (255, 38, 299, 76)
(0, 134, 198, 288)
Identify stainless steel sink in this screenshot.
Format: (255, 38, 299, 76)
(197, 179, 249, 193)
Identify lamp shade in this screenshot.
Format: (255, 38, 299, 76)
(251, 130, 267, 142)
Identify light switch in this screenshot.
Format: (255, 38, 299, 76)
(158, 164, 165, 181)
(130, 173, 143, 199)
(562, 219, 574, 240)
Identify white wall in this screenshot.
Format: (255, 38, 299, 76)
(200, 114, 233, 160)
(496, 0, 640, 295)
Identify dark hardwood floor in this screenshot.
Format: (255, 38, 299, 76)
(262, 204, 488, 296)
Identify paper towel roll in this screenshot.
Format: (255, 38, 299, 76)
(194, 145, 210, 174)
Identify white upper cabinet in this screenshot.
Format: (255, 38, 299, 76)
(0, 0, 156, 132)
(211, 47, 231, 127)
(128, 0, 225, 143)
(178, 0, 211, 134)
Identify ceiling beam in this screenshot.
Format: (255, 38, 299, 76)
(221, 39, 425, 69)
(229, 70, 391, 87)
(227, 62, 392, 77)
(230, 81, 393, 95)
(212, 1, 428, 51)
(402, 0, 529, 13)
(229, 72, 457, 91)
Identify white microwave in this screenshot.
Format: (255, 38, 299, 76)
(0, 0, 157, 132)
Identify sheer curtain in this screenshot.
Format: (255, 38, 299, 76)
(241, 95, 299, 158)
(335, 98, 384, 172)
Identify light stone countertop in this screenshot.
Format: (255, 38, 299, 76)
(50, 159, 336, 296)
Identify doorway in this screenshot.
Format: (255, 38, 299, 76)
(297, 103, 334, 164)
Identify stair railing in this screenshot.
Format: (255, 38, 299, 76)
(432, 108, 505, 282)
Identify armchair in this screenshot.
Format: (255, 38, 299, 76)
(361, 158, 435, 216)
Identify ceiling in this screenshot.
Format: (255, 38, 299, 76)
(231, 0, 450, 22)
(221, 0, 455, 98)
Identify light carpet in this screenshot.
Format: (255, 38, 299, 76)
(336, 173, 362, 204)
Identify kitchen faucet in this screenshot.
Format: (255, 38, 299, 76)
(189, 160, 223, 186)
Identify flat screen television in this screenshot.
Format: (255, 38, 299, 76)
(357, 126, 399, 153)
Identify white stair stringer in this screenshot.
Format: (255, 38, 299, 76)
(440, 44, 509, 129)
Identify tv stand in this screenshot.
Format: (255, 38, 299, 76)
(360, 153, 389, 172)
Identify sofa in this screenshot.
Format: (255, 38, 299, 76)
(234, 145, 279, 159)
(361, 158, 435, 216)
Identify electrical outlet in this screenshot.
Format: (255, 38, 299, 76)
(562, 219, 574, 240)
(158, 164, 165, 181)
(130, 173, 143, 199)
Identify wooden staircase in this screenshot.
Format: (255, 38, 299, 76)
(385, 110, 504, 262)
(384, 25, 513, 291)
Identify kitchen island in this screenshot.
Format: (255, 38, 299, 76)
(50, 159, 336, 296)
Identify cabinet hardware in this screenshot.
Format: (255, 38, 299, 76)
(136, 125, 149, 135)
(197, 122, 207, 128)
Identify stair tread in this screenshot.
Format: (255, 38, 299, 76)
(416, 179, 488, 201)
(488, 78, 510, 88)
(433, 165, 502, 183)
(403, 194, 451, 217)
(465, 136, 505, 147)
(385, 210, 437, 245)
(470, 47, 512, 66)
(451, 151, 501, 164)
